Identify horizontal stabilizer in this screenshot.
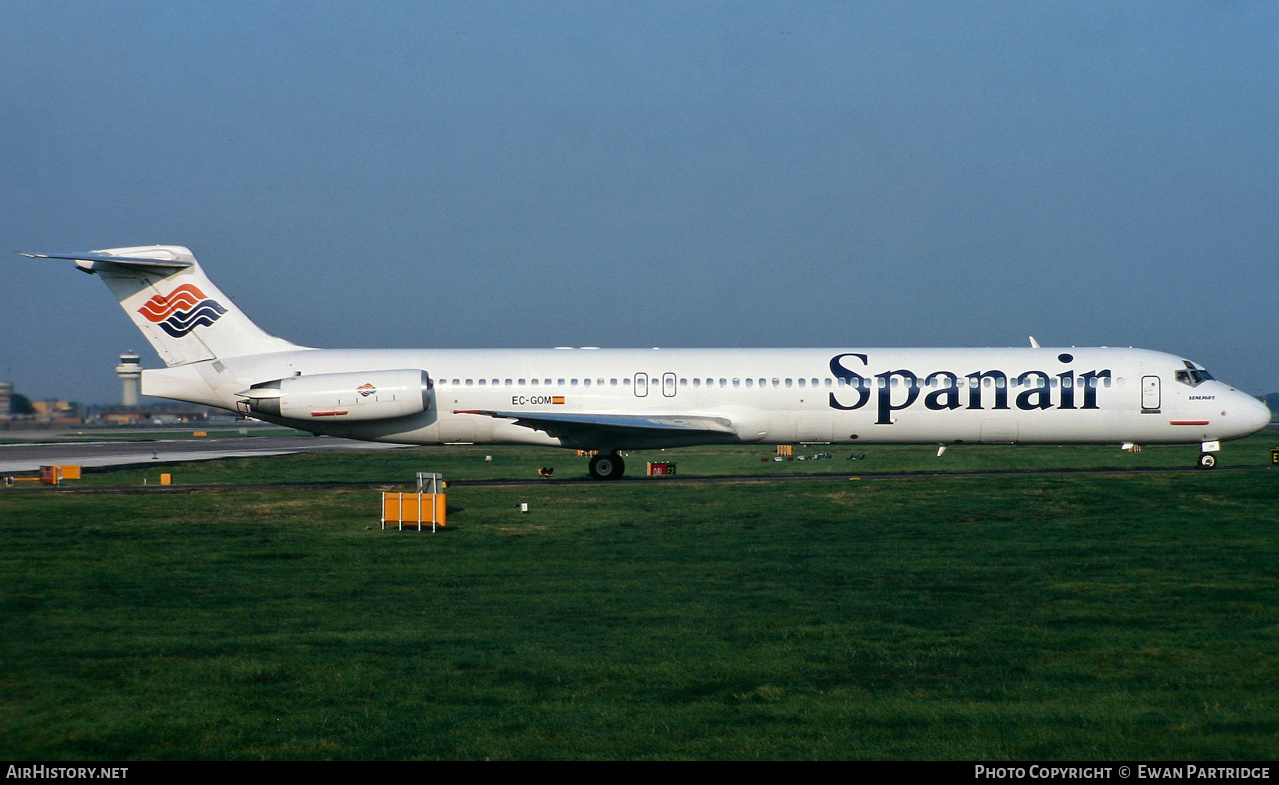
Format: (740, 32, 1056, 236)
(19, 250, 194, 273)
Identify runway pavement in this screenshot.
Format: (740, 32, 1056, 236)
(0, 434, 409, 474)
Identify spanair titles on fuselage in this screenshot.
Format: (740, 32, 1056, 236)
(827, 351, 1112, 424)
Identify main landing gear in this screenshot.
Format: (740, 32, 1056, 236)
(588, 452, 626, 481)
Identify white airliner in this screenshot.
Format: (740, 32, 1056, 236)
(22, 245, 1271, 479)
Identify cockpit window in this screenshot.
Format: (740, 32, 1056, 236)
(1175, 368, 1214, 387)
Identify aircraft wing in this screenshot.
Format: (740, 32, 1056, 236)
(453, 409, 738, 450)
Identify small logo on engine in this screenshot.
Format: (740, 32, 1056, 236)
(357, 383, 376, 397)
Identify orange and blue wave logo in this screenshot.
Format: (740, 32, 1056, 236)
(137, 284, 227, 338)
(357, 383, 376, 397)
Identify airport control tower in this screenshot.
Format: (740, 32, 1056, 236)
(116, 352, 142, 407)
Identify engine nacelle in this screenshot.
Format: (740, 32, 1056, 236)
(238, 369, 432, 422)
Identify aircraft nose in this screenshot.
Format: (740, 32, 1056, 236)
(1236, 393, 1272, 436)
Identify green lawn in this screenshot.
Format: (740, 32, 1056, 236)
(1, 443, 1276, 759)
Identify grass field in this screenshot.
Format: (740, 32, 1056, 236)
(1, 437, 1276, 759)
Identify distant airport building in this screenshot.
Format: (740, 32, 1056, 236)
(31, 399, 80, 424)
(97, 402, 228, 426)
(116, 352, 142, 407)
(0, 372, 228, 430)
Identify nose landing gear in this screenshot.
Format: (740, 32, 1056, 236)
(1197, 440, 1220, 469)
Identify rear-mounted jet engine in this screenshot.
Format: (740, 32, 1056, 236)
(238, 369, 432, 422)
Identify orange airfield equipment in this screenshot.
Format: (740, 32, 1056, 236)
(381, 491, 446, 532)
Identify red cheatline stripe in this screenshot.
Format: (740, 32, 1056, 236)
(310, 411, 348, 417)
(1170, 420, 1209, 426)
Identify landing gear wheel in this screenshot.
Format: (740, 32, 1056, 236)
(589, 452, 625, 481)
(1197, 452, 1217, 469)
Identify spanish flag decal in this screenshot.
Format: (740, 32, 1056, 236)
(552, 396, 565, 405)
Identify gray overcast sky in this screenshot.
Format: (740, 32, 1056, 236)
(2, 1, 1275, 404)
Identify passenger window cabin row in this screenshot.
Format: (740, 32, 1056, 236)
(433, 375, 1125, 389)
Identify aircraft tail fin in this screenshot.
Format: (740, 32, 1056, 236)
(20, 245, 303, 366)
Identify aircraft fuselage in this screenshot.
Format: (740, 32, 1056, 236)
(142, 345, 1270, 452)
